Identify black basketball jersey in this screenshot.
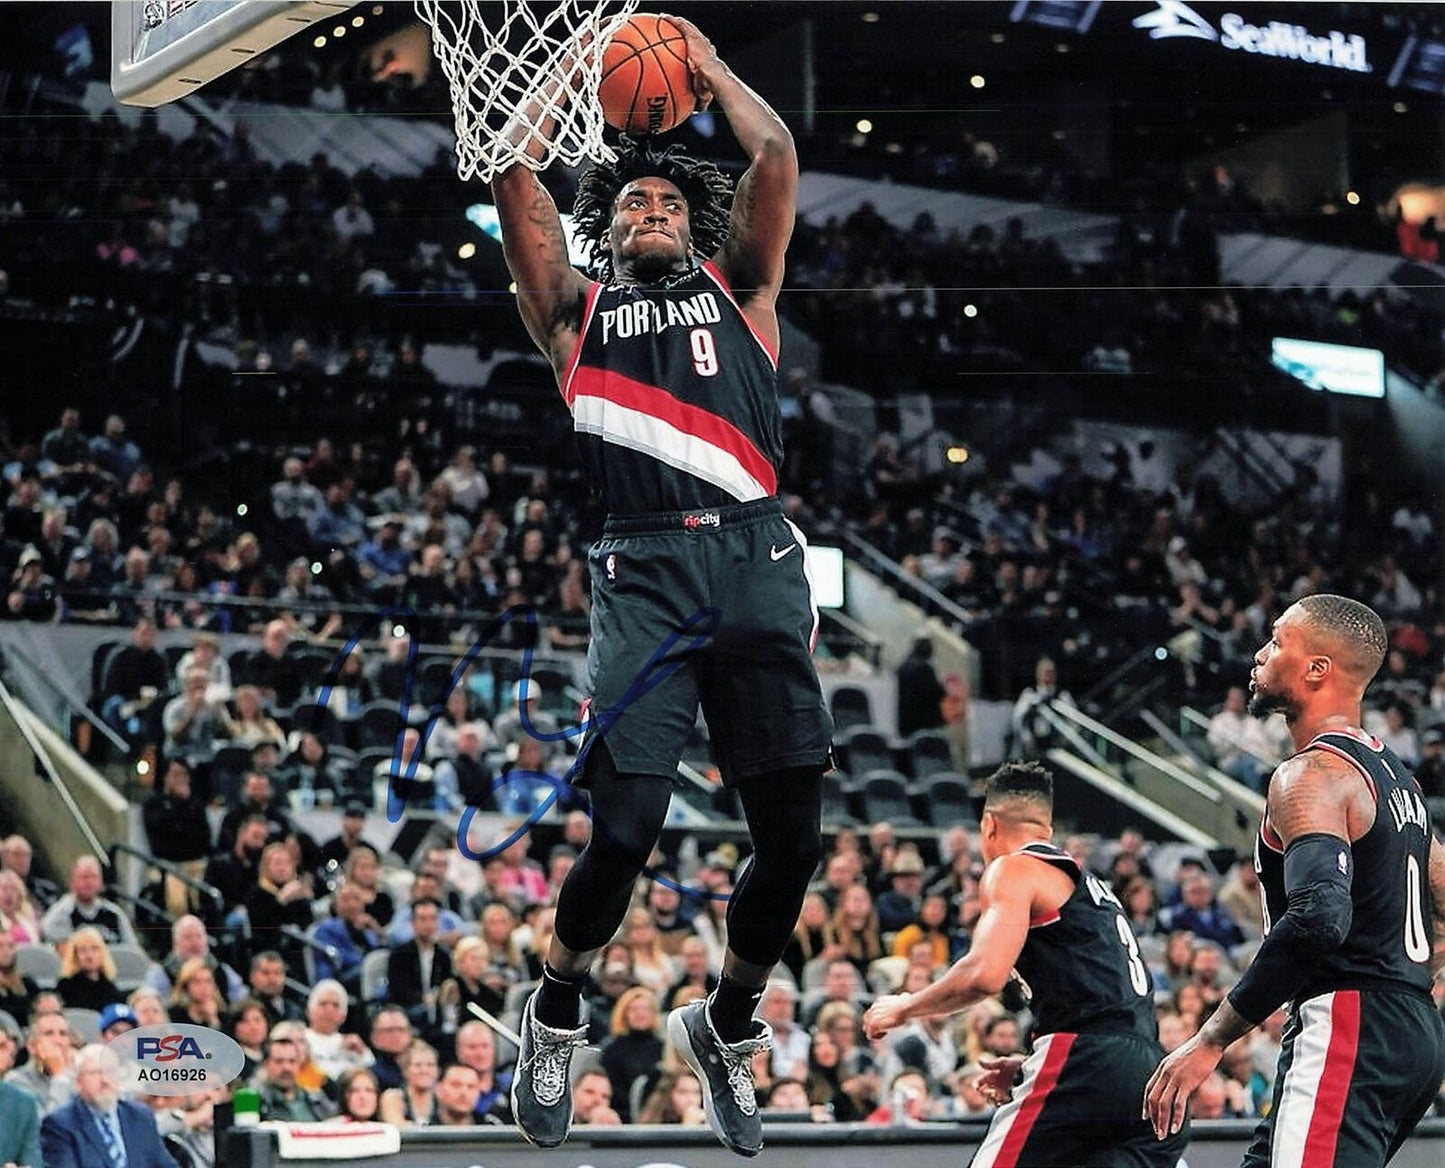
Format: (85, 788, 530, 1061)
(1010, 842, 1159, 1041)
(1256, 728, 1436, 1001)
(560, 262, 784, 516)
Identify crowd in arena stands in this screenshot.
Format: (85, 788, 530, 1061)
(2, 807, 1443, 1166)
(849, 401, 1444, 785)
(786, 199, 1445, 398)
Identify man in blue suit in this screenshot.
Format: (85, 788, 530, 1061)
(41, 1044, 179, 1168)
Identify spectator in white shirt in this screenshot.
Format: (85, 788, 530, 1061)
(304, 980, 374, 1081)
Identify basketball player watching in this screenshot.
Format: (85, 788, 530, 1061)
(864, 761, 1188, 1168)
(489, 15, 830, 1159)
(1147, 595, 1445, 1167)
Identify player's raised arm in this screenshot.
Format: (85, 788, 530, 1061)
(863, 855, 1034, 1038)
(666, 15, 798, 305)
(489, 48, 592, 370)
(1145, 750, 1363, 1138)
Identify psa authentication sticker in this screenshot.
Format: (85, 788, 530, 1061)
(106, 1023, 247, 1096)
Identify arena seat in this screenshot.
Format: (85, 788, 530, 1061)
(359, 949, 390, 1002)
(355, 699, 407, 750)
(821, 770, 858, 826)
(15, 944, 60, 989)
(109, 944, 156, 993)
(829, 685, 874, 732)
(906, 730, 955, 778)
(911, 772, 973, 828)
(835, 726, 893, 776)
(851, 769, 920, 826)
(64, 1007, 102, 1045)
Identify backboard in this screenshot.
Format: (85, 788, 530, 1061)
(111, 0, 353, 107)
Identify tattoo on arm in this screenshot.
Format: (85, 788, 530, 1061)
(548, 288, 584, 336)
(1197, 998, 1257, 1050)
(1267, 751, 1357, 846)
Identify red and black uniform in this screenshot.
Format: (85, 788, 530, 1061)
(560, 263, 831, 785)
(1244, 729, 1445, 1168)
(972, 842, 1186, 1168)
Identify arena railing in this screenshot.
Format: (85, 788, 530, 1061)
(220, 1118, 1445, 1168)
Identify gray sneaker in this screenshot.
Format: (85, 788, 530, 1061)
(667, 999, 772, 1157)
(510, 989, 588, 1148)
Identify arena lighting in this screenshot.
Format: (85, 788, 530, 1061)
(372, 4, 384, 13)
(1154, 647, 1169, 661)
(136, 758, 151, 776)
(1346, 191, 1361, 205)
(391, 624, 407, 639)
(312, 35, 326, 48)
(351, 15, 365, 28)
(236, 503, 248, 517)
(946, 445, 971, 464)
(457, 241, 476, 259)
(310, 562, 324, 576)
(1395, 102, 1408, 113)
(861, 11, 880, 23)
(508, 281, 518, 294)
(332, 25, 345, 38)
(970, 74, 986, 88)
(855, 118, 873, 133)
(963, 303, 978, 317)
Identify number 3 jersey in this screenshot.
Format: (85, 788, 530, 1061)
(1010, 842, 1158, 1041)
(1256, 728, 1436, 1002)
(560, 262, 785, 516)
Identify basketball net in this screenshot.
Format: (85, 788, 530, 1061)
(415, 0, 639, 183)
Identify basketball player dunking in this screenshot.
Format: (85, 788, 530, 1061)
(489, 15, 830, 1159)
(1147, 595, 1445, 1167)
(865, 761, 1189, 1168)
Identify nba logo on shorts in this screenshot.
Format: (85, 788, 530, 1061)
(606, 553, 617, 582)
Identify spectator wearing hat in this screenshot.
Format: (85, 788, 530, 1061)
(98, 1004, 138, 1044)
(1165, 535, 1207, 590)
(876, 849, 927, 934)
(0, 1010, 41, 1168)
(6, 545, 57, 621)
(492, 678, 558, 755)
(318, 801, 369, 871)
(357, 514, 412, 600)
(58, 546, 111, 623)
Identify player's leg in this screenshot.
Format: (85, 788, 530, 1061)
(667, 765, 824, 1157)
(514, 528, 703, 1148)
(512, 743, 674, 1148)
(1079, 1034, 1190, 1168)
(968, 1033, 1090, 1168)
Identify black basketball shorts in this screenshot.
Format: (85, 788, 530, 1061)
(579, 497, 833, 787)
(970, 1030, 1188, 1168)
(1242, 987, 1445, 1168)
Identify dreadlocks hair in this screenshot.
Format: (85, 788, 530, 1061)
(572, 136, 734, 280)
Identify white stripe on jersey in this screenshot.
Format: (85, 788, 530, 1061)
(970, 1033, 1057, 1168)
(572, 394, 771, 503)
(1271, 993, 1334, 1168)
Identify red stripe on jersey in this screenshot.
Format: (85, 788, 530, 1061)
(700, 261, 779, 367)
(559, 281, 603, 404)
(994, 1033, 1075, 1168)
(1028, 910, 1061, 929)
(567, 366, 779, 496)
(1304, 742, 1378, 804)
(1302, 990, 1360, 1168)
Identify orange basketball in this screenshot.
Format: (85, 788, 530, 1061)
(598, 13, 696, 135)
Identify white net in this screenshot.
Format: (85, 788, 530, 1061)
(415, 0, 640, 184)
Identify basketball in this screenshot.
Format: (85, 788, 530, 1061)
(598, 13, 696, 135)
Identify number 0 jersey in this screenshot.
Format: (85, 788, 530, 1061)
(1256, 728, 1436, 1002)
(560, 262, 784, 516)
(1010, 842, 1158, 1041)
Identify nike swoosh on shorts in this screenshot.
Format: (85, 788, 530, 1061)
(770, 544, 797, 561)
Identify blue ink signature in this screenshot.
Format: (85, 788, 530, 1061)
(311, 603, 730, 902)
